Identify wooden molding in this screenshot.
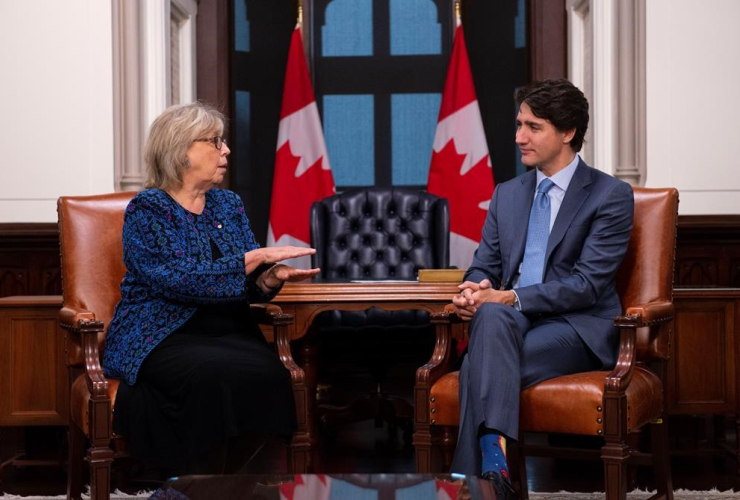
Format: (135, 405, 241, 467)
(528, 0, 567, 80)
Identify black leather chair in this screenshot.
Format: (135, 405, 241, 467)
(309, 187, 450, 440)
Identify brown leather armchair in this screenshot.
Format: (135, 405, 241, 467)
(57, 192, 310, 500)
(413, 187, 679, 500)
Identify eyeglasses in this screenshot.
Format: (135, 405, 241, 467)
(193, 136, 226, 150)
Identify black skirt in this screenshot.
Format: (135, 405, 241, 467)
(111, 302, 297, 470)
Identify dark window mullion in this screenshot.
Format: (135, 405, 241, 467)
(375, 0, 390, 57)
(373, 0, 391, 186)
(316, 57, 446, 93)
(375, 92, 391, 186)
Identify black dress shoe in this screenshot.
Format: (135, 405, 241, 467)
(481, 471, 518, 500)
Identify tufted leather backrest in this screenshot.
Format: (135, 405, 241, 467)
(310, 188, 450, 279)
(616, 187, 679, 360)
(58, 192, 136, 360)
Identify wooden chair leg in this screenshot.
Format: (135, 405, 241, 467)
(288, 432, 311, 473)
(651, 417, 674, 500)
(86, 445, 114, 500)
(440, 426, 457, 472)
(602, 392, 630, 500)
(67, 423, 85, 500)
(602, 439, 629, 500)
(413, 422, 434, 472)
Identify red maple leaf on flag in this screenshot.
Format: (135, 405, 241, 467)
(436, 480, 462, 499)
(278, 474, 330, 500)
(428, 139, 491, 242)
(278, 474, 304, 500)
(270, 141, 334, 243)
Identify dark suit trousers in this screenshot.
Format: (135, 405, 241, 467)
(450, 302, 602, 475)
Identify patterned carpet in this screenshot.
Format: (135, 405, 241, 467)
(1, 488, 738, 499)
(527, 491, 740, 500)
(0, 490, 150, 499)
(3, 491, 739, 499)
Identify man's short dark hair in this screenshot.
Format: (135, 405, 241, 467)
(516, 79, 589, 152)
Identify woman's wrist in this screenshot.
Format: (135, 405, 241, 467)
(263, 279, 281, 291)
(262, 265, 283, 291)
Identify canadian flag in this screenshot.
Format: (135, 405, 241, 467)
(278, 474, 331, 500)
(427, 24, 494, 271)
(267, 25, 335, 269)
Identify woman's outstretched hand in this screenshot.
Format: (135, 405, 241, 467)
(268, 264, 320, 284)
(244, 246, 317, 275)
(244, 246, 320, 293)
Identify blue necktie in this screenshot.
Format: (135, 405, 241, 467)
(519, 178, 555, 287)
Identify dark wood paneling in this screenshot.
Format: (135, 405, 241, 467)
(2, 214, 738, 294)
(196, 0, 230, 114)
(676, 215, 740, 288)
(196, 0, 231, 191)
(527, 0, 567, 81)
(0, 224, 61, 298)
(671, 294, 738, 414)
(0, 296, 68, 426)
(2, 214, 739, 295)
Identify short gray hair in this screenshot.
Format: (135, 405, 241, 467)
(143, 102, 226, 190)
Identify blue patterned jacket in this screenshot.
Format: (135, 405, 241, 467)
(103, 189, 276, 385)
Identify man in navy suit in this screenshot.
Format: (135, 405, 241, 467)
(450, 79, 634, 498)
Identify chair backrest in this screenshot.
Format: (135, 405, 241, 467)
(310, 187, 450, 280)
(57, 192, 136, 358)
(615, 187, 679, 359)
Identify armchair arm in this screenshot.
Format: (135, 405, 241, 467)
(416, 304, 461, 390)
(58, 305, 108, 398)
(624, 300, 673, 327)
(605, 318, 637, 393)
(59, 305, 97, 328)
(249, 303, 309, 455)
(249, 303, 289, 326)
(605, 300, 674, 393)
(414, 304, 463, 437)
(249, 304, 305, 386)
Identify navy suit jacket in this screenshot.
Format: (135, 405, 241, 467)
(465, 159, 634, 367)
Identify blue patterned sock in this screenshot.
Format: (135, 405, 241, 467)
(480, 431, 510, 483)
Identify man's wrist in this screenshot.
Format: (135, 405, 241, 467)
(510, 290, 521, 310)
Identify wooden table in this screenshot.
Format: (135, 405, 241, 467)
(271, 279, 462, 471)
(273, 280, 461, 339)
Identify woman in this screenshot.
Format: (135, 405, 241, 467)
(103, 102, 319, 474)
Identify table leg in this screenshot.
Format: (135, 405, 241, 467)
(297, 333, 321, 471)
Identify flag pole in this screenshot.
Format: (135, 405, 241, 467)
(455, 0, 461, 28)
(297, 0, 308, 65)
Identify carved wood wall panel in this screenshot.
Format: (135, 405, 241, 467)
(0, 224, 61, 298)
(675, 215, 740, 288)
(0, 269, 28, 296)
